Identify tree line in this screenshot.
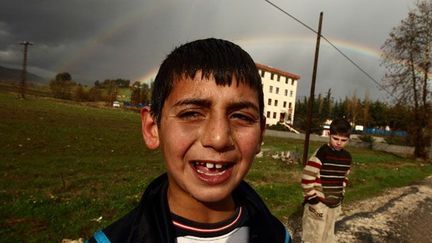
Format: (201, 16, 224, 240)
(294, 89, 410, 135)
(49, 72, 152, 105)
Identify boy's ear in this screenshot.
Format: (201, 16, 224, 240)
(256, 117, 266, 154)
(141, 106, 160, 149)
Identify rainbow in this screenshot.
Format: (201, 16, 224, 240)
(235, 35, 383, 63)
(56, 3, 164, 79)
(237, 36, 431, 78)
(59, 8, 429, 85)
(137, 36, 385, 83)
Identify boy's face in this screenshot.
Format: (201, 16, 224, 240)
(329, 134, 349, 151)
(144, 73, 264, 206)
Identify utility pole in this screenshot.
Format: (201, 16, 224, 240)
(429, 136, 432, 163)
(302, 12, 323, 165)
(19, 41, 33, 99)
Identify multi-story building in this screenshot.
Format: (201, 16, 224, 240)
(256, 63, 300, 126)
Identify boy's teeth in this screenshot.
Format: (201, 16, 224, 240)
(193, 162, 227, 169)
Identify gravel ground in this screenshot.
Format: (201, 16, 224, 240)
(288, 176, 432, 243)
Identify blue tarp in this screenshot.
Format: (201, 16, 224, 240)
(363, 128, 407, 137)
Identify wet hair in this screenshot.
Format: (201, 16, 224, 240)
(150, 38, 263, 124)
(330, 118, 352, 137)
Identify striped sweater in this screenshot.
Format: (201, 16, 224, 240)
(301, 144, 351, 208)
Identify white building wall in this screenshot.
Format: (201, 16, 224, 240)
(258, 68, 298, 126)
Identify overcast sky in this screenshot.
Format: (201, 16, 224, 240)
(0, 0, 418, 100)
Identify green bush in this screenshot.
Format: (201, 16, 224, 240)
(384, 136, 408, 146)
(267, 123, 289, 131)
(359, 134, 375, 143)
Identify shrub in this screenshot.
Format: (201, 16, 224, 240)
(359, 134, 375, 143)
(267, 123, 289, 131)
(384, 136, 408, 146)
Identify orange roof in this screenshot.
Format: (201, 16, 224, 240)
(256, 63, 300, 80)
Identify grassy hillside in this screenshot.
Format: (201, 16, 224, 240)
(0, 65, 47, 84)
(1, 91, 431, 242)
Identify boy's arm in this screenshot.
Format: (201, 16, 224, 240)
(342, 153, 352, 194)
(301, 153, 321, 205)
(342, 168, 351, 194)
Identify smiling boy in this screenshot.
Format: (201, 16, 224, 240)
(87, 38, 291, 243)
(301, 118, 352, 243)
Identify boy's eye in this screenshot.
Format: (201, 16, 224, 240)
(331, 136, 348, 142)
(230, 112, 257, 124)
(177, 110, 204, 120)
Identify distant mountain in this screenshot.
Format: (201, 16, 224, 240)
(0, 65, 47, 84)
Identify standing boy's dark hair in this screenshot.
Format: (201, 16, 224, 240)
(329, 118, 351, 137)
(150, 38, 264, 124)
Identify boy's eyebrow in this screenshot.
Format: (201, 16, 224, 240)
(173, 98, 259, 113)
(173, 98, 212, 108)
(226, 101, 259, 113)
(331, 136, 349, 141)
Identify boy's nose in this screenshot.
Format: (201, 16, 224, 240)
(200, 116, 234, 151)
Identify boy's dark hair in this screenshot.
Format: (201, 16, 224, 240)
(330, 118, 351, 137)
(150, 38, 264, 124)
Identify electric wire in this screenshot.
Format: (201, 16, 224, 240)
(264, 0, 394, 98)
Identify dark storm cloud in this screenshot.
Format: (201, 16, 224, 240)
(0, 0, 418, 99)
(0, 0, 135, 44)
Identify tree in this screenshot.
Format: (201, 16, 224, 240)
(49, 72, 76, 99)
(104, 79, 118, 105)
(140, 82, 151, 105)
(294, 95, 326, 134)
(361, 92, 371, 127)
(368, 101, 389, 128)
(346, 91, 361, 126)
(130, 81, 141, 105)
(73, 84, 88, 101)
(88, 86, 102, 101)
(381, 0, 432, 158)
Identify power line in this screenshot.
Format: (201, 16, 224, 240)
(264, 0, 394, 98)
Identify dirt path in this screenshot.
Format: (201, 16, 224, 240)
(288, 176, 432, 243)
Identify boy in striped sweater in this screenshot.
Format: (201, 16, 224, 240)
(301, 118, 352, 243)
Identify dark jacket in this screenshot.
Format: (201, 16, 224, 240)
(88, 173, 290, 243)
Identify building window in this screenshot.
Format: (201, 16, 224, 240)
(270, 73, 274, 80)
(285, 77, 288, 84)
(266, 111, 270, 118)
(290, 91, 293, 97)
(276, 87, 279, 94)
(273, 112, 277, 118)
(289, 102, 292, 108)
(274, 100, 278, 106)
(284, 89, 288, 96)
(261, 70, 265, 78)
(269, 86, 273, 93)
(268, 98, 272, 105)
(277, 75, 280, 82)
(291, 79, 295, 85)
(283, 101, 287, 108)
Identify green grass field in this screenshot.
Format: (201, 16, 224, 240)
(1, 91, 431, 242)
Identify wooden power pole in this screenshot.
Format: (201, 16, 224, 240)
(302, 12, 323, 165)
(19, 41, 33, 99)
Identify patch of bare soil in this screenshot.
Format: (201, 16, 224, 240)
(288, 176, 432, 243)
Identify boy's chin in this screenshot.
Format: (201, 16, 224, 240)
(192, 188, 235, 204)
(330, 145, 343, 151)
